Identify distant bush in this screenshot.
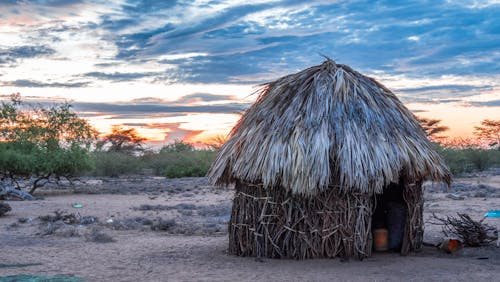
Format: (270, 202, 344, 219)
(142, 141, 216, 178)
(464, 148, 497, 171)
(90, 151, 141, 177)
(160, 150, 215, 178)
(89, 141, 216, 178)
(435, 144, 500, 175)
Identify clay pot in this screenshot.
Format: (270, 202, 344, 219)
(439, 238, 463, 253)
(373, 228, 389, 251)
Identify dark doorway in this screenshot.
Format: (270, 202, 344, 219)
(372, 182, 407, 251)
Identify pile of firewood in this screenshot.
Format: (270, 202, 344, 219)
(432, 213, 498, 247)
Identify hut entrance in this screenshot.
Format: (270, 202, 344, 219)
(372, 182, 407, 252)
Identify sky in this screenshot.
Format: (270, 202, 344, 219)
(0, 0, 499, 146)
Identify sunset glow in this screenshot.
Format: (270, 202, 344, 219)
(0, 1, 498, 145)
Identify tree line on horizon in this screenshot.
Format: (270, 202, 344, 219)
(417, 116, 500, 149)
(0, 94, 498, 195)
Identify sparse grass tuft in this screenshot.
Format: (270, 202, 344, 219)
(85, 227, 115, 243)
(150, 218, 177, 231)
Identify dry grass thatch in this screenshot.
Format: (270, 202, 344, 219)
(208, 59, 451, 196)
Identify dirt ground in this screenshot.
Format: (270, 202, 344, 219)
(1, 173, 499, 282)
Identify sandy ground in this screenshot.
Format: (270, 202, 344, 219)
(1, 174, 500, 282)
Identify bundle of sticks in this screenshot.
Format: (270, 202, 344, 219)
(432, 213, 498, 247)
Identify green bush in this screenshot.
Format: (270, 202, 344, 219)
(90, 151, 141, 177)
(44, 145, 94, 177)
(89, 141, 216, 178)
(463, 148, 496, 171)
(159, 150, 216, 178)
(0, 94, 97, 193)
(142, 141, 216, 178)
(0, 142, 40, 176)
(435, 144, 500, 175)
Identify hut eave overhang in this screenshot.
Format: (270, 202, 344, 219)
(208, 60, 451, 196)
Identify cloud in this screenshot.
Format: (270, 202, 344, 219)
(112, 3, 278, 59)
(103, 113, 188, 120)
(2, 79, 89, 88)
(145, 122, 203, 143)
(0, 0, 101, 29)
(0, 0, 85, 6)
(118, 121, 205, 143)
(121, 122, 149, 127)
(396, 84, 493, 103)
(410, 109, 428, 113)
(173, 93, 236, 104)
(467, 99, 500, 107)
(0, 45, 55, 66)
(83, 71, 161, 82)
(157, 42, 304, 84)
(129, 97, 165, 104)
(452, 0, 500, 9)
(120, 0, 180, 16)
(397, 84, 492, 93)
(72, 101, 249, 115)
(0, 0, 498, 108)
(127, 93, 238, 106)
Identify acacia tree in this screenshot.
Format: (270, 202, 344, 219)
(417, 117, 449, 141)
(98, 125, 146, 154)
(0, 93, 98, 194)
(474, 119, 500, 149)
(204, 135, 227, 150)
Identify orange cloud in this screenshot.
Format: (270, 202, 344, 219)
(146, 122, 203, 143)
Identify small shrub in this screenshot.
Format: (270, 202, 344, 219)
(38, 210, 98, 225)
(0, 202, 12, 217)
(85, 227, 115, 243)
(39, 221, 64, 236)
(37, 211, 98, 237)
(150, 218, 177, 231)
(18, 217, 31, 223)
(57, 226, 81, 237)
(106, 217, 153, 230)
(39, 210, 76, 223)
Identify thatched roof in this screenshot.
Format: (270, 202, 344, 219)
(208, 59, 451, 196)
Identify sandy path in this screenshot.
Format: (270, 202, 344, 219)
(2, 229, 499, 281)
(1, 175, 500, 281)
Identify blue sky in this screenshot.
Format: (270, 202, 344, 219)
(0, 0, 499, 143)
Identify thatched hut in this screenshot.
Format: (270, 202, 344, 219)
(208, 59, 451, 260)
